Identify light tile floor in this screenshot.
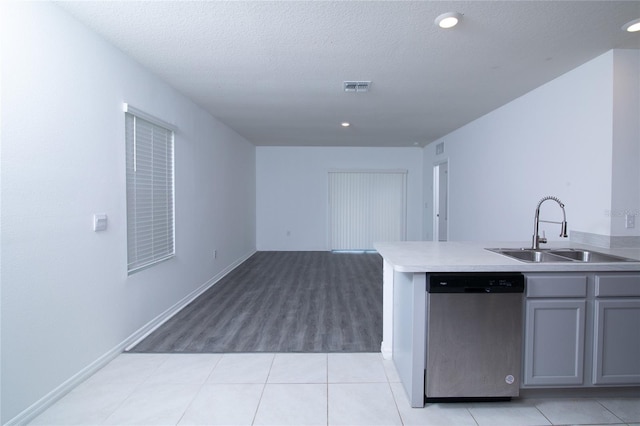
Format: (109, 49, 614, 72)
(30, 353, 640, 426)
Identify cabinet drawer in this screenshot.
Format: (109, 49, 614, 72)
(595, 274, 640, 297)
(526, 275, 588, 298)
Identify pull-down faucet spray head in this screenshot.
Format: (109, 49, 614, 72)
(532, 196, 568, 249)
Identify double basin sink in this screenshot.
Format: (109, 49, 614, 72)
(487, 247, 638, 263)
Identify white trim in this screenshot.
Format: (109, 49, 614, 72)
(432, 160, 449, 242)
(380, 258, 395, 360)
(432, 164, 440, 242)
(123, 103, 177, 132)
(125, 249, 256, 350)
(4, 345, 123, 426)
(328, 168, 408, 175)
(5, 249, 256, 426)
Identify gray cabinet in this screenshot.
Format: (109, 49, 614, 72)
(592, 273, 640, 385)
(523, 274, 587, 386)
(524, 272, 640, 388)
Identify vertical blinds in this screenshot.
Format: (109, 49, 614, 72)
(329, 171, 407, 251)
(125, 111, 175, 274)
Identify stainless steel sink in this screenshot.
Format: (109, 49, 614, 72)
(486, 248, 638, 263)
(547, 249, 637, 263)
(487, 249, 569, 263)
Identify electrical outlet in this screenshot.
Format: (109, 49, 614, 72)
(626, 214, 635, 229)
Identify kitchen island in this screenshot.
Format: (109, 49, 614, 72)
(375, 241, 640, 407)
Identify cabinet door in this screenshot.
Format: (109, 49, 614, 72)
(524, 299, 586, 386)
(593, 299, 640, 384)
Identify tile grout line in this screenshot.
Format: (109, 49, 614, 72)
(174, 381, 205, 425)
(531, 403, 553, 426)
(101, 353, 169, 425)
(385, 380, 405, 425)
(382, 356, 409, 426)
(173, 354, 223, 426)
(466, 406, 481, 426)
(250, 353, 276, 425)
(326, 353, 329, 426)
(324, 353, 329, 426)
(594, 398, 627, 425)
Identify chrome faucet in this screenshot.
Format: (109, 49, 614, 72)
(532, 196, 568, 249)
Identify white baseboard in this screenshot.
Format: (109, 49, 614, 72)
(5, 344, 124, 426)
(380, 341, 393, 360)
(5, 249, 256, 426)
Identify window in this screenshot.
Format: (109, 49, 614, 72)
(124, 104, 175, 274)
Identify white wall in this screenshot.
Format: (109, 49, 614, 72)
(1, 3, 256, 423)
(423, 50, 640, 243)
(256, 147, 423, 250)
(611, 49, 640, 236)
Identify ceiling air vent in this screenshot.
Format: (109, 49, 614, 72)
(343, 81, 371, 93)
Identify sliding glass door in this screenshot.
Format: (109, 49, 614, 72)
(329, 170, 407, 251)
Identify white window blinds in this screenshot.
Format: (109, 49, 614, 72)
(125, 106, 175, 274)
(329, 170, 407, 251)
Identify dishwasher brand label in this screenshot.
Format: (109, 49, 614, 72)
(505, 375, 515, 385)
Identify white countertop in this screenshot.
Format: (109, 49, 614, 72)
(374, 241, 640, 273)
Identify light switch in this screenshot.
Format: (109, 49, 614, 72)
(93, 214, 108, 232)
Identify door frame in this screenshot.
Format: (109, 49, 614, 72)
(433, 160, 449, 241)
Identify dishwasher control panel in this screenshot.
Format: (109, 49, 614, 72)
(428, 273, 525, 293)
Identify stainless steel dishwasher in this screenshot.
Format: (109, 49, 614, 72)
(425, 273, 525, 402)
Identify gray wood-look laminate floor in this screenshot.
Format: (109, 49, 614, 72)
(129, 251, 383, 353)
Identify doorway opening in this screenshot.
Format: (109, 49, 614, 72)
(433, 161, 449, 241)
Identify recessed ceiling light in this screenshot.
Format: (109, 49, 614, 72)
(341, 122, 351, 128)
(622, 18, 640, 32)
(435, 12, 462, 29)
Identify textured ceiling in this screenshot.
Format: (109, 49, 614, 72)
(59, 1, 640, 147)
